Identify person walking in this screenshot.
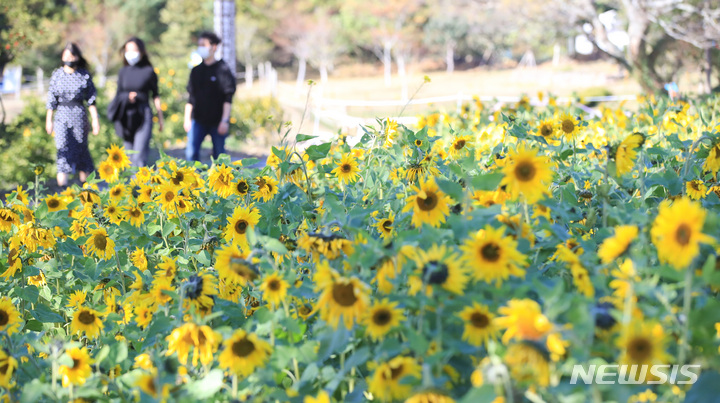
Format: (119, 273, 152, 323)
(45, 42, 100, 187)
(111, 37, 163, 167)
(184, 31, 236, 162)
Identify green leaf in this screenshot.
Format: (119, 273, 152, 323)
(296, 134, 318, 142)
(17, 285, 39, 304)
(260, 236, 288, 254)
(471, 172, 503, 191)
(162, 221, 177, 238)
(437, 179, 464, 201)
(305, 142, 332, 161)
(187, 369, 224, 399)
(24, 320, 43, 332)
(107, 342, 128, 365)
(31, 304, 65, 323)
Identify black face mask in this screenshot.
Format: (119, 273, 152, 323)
(63, 60, 78, 68)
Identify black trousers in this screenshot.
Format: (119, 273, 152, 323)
(115, 103, 153, 167)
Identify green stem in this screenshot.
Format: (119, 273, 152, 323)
(679, 266, 693, 365)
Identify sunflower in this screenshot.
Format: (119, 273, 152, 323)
(234, 178, 250, 196)
(495, 299, 552, 343)
(149, 276, 175, 306)
(598, 225, 638, 264)
(411, 244, 468, 296)
(0, 297, 22, 335)
(368, 356, 421, 401)
(614, 132, 644, 176)
(208, 164, 235, 198)
(314, 262, 370, 329)
(504, 342, 551, 387)
(405, 160, 441, 183)
(570, 263, 594, 297)
(703, 142, 720, 173)
(556, 112, 581, 139)
(130, 248, 148, 271)
(405, 390, 456, 403)
(8, 185, 29, 205)
(218, 329, 273, 377)
(122, 204, 145, 227)
(304, 391, 331, 403)
(402, 176, 451, 228)
(98, 159, 120, 183)
(374, 212, 395, 241)
(293, 301, 315, 320)
(0, 245, 22, 279)
(460, 225, 527, 286)
(183, 272, 218, 313)
(85, 227, 116, 260)
(66, 290, 87, 308)
(107, 184, 125, 200)
(59, 347, 94, 387)
(0, 348, 18, 388)
(0, 208, 20, 232)
(135, 372, 159, 398)
(500, 146, 553, 203)
(224, 204, 261, 248)
(106, 144, 131, 170)
(536, 119, 557, 142)
(134, 305, 154, 329)
(27, 269, 47, 287)
(259, 273, 289, 308)
(457, 302, 498, 347)
(70, 307, 104, 339)
(686, 180, 707, 200)
(252, 175, 279, 202)
(136, 184, 154, 204)
(650, 198, 713, 270)
(363, 298, 405, 341)
(331, 153, 361, 184)
(69, 219, 87, 240)
(447, 135, 473, 159)
(78, 188, 101, 205)
(154, 181, 185, 214)
(617, 320, 671, 369)
(104, 201, 123, 225)
(165, 323, 222, 367)
(215, 244, 259, 286)
(45, 193, 68, 212)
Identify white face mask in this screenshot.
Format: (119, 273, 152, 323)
(197, 46, 211, 60)
(125, 51, 141, 66)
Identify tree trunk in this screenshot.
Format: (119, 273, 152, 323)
(446, 41, 455, 74)
(244, 53, 253, 89)
(296, 57, 307, 90)
(396, 52, 408, 100)
(706, 47, 713, 94)
(383, 41, 392, 87)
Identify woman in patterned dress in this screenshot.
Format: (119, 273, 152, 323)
(45, 42, 100, 187)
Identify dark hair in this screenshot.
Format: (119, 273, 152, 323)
(198, 31, 221, 46)
(120, 37, 152, 67)
(61, 42, 89, 70)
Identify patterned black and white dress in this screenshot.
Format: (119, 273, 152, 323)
(46, 68, 97, 174)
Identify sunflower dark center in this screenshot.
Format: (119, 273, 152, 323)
(232, 338, 256, 357)
(480, 243, 501, 262)
(94, 234, 107, 250)
(541, 125, 553, 137)
(454, 140, 466, 150)
(628, 337, 652, 362)
(0, 363, 8, 375)
(267, 279, 281, 291)
(470, 312, 490, 328)
(299, 305, 312, 315)
(417, 192, 438, 211)
(382, 220, 393, 230)
(235, 220, 248, 234)
(383, 364, 405, 380)
(422, 260, 449, 285)
(236, 181, 248, 194)
(341, 163, 352, 173)
(562, 119, 575, 133)
(72, 358, 81, 368)
(130, 208, 141, 218)
(372, 308, 392, 326)
(0, 309, 8, 326)
(48, 199, 60, 208)
(415, 140, 422, 146)
(691, 181, 700, 191)
(112, 153, 121, 161)
(332, 283, 358, 307)
(675, 224, 692, 246)
(515, 161, 536, 182)
(78, 310, 96, 325)
(111, 189, 121, 196)
(230, 259, 259, 281)
(164, 191, 174, 202)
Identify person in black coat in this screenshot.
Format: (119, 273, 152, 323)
(183, 31, 236, 162)
(112, 37, 164, 167)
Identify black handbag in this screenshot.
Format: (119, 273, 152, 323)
(107, 71, 125, 122)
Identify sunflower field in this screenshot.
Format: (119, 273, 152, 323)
(2, 92, 720, 403)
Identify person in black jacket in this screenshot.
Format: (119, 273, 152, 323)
(184, 31, 236, 162)
(112, 37, 164, 167)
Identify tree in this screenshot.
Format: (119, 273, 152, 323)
(235, 1, 281, 89)
(158, 0, 213, 62)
